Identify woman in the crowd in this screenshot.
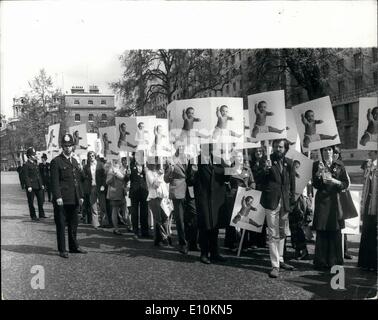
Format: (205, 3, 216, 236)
(193, 144, 230, 264)
(224, 150, 255, 251)
(106, 158, 127, 235)
(312, 145, 349, 270)
(146, 157, 171, 247)
(248, 146, 267, 248)
(358, 150, 377, 272)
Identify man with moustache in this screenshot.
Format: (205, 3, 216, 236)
(259, 139, 296, 278)
(50, 134, 87, 258)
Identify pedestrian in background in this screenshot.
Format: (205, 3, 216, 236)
(39, 153, 51, 202)
(50, 134, 87, 258)
(23, 147, 46, 221)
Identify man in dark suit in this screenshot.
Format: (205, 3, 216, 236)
(259, 139, 296, 278)
(125, 151, 150, 238)
(23, 147, 46, 221)
(39, 153, 51, 202)
(50, 134, 87, 258)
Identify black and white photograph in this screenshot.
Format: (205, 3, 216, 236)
(1, 0, 377, 307)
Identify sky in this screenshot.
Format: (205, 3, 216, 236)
(1, 0, 376, 119)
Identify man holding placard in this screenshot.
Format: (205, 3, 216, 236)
(259, 139, 296, 278)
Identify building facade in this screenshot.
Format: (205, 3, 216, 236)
(63, 85, 116, 131)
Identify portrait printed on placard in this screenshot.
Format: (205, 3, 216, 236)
(46, 123, 60, 151)
(230, 187, 266, 233)
(69, 123, 88, 155)
(292, 96, 340, 152)
(99, 126, 119, 159)
(248, 90, 287, 142)
(357, 97, 378, 151)
(286, 149, 314, 200)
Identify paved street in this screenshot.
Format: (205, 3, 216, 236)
(1, 172, 377, 300)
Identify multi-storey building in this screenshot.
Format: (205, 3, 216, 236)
(63, 85, 116, 131)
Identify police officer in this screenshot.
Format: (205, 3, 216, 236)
(50, 134, 87, 258)
(23, 147, 46, 221)
(39, 153, 51, 202)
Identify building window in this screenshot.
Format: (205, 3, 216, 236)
(233, 82, 236, 91)
(231, 55, 235, 64)
(75, 114, 80, 122)
(353, 52, 362, 69)
(338, 81, 345, 95)
(374, 71, 378, 85)
(238, 52, 242, 61)
(354, 76, 363, 90)
(88, 114, 94, 122)
(247, 56, 252, 66)
(373, 48, 378, 63)
(101, 114, 107, 121)
(248, 72, 253, 81)
(321, 64, 329, 77)
(74, 100, 80, 105)
(101, 100, 106, 105)
(240, 80, 243, 90)
(337, 59, 344, 74)
(344, 104, 353, 121)
(88, 100, 93, 105)
(225, 85, 229, 94)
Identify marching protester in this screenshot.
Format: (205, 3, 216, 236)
(50, 134, 87, 258)
(39, 153, 51, 202)
(193, 144, 230, 264)
(249, 146, 268, 248)
(146, 156, 172, 247)
(121, 156, 132, 231)
(83, 151, 108, 229)
(259, 139, 296, 278)
(23, 147, 46, 221)
(358, 150, 377, 272)
(164, 145, 195, 254)
(311, 145, 349, 270)
(224, 150, 255, 252)
(106, 158, 127, 235)
(126, 151, 150, 238)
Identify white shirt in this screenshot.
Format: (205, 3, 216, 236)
(90, 161, 97, 186)
(146, 169, 169, 200)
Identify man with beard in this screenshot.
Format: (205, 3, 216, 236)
(50, 134, 86, 258)
(259, 139, 296, 278)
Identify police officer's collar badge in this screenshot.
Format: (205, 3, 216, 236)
(64, 135, 70, 142)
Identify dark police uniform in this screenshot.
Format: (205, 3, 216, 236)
(50, 134, 85, 256)
(39, 154, 51, 202)
(23, 148, 46, 220)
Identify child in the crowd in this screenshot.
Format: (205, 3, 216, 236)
(359, 106, 378, 146)
(301, 109, 338, 148)
(251, 101, 286, 138)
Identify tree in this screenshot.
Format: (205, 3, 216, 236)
(245, 48, 358, 102)
(110, 49, 239, 116)
(15, 69, 66, 150)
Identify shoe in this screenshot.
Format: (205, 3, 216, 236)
(69, 248, 87, 254)
(269, 267, 279, 278)
(161, 239, 169, 246)
(168, 237, 173, 246)
(140, 234, 152, 239)
(210, 254, 227, 262)
(344, 253, 353, 260)
(59, 252, 69, 258)
(200, 255, 211, 264)
(39, 215, 47, 219)
(113, 230, 122, 235)
(280, 262, 295, 271)
(31, 217, 39, 221)
(179, 245, 188, 255)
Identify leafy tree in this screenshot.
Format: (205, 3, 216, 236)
(111, 49, 239, 116)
